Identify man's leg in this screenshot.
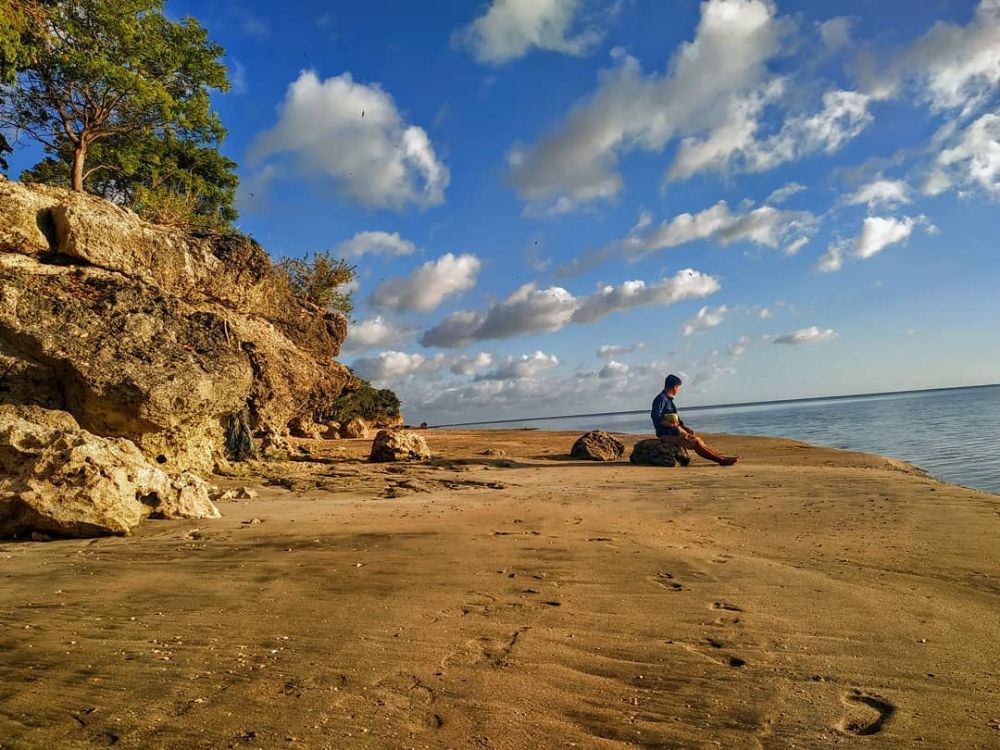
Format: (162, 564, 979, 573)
(661, 435, 739, 466)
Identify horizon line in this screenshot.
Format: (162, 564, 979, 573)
(428, 381, 1000, 429)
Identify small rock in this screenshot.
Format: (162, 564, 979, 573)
(571, 430, 625, 461)
(629, 439, 691, 467)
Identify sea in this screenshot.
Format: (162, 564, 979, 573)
(446, 384, 1000, 495)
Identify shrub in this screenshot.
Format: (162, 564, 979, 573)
(274, 251, 355, 314)
(326, 383, 401, 424)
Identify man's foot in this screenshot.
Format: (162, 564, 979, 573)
(719, 456, 740, 466)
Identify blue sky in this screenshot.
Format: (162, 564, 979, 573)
(8, 0, 1000, 423)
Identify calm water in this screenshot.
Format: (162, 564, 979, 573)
(461, 385, 1000, 495)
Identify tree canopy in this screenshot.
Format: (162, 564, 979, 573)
(0, 0, 238, 227)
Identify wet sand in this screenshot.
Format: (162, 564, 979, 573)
(1, 430, 998, 749)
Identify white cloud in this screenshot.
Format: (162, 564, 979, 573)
(342, 315, 415, 353)
(476, 351, 560, 381)
(682, 305, 729, 336)
(450, 352, 494, 376)
(766, 181, 806, 204)
(421, 269, 720, 348)
(351, 349, 494, 383)
(854, 216, 916, 258)
(758, 307, 773, 319)
(571, 270, 721, 324)
(370, 254, 480, 313)
(506, 0, 787, 210)
(229, 60, 248, 95)
(928, 113, 1000, 197)
(336, 231, 416, 258)
(455, 0, 602, 64)
(727, 336, 752, 357)
(844, 178, 912, 210)
(819, 17, 854, 51)
(773, 326, 838, 345)
(249, 71, 449, 209)
(597, 342, 646, 359)
(785, 237, 810, 255)
(861, 0, 1000, 114)
(599, 361, 630, 379)
(816, 242, 846, 273)
(634, 201, 818, 256)
(351, 351, 431, 381)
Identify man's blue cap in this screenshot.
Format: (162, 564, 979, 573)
(664, 374, 682, 389)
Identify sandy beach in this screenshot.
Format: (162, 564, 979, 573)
(1, 430, 998, 749)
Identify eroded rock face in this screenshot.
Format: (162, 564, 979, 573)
(571, 430, 626, 461)
(629, 439, 691, 467)
(0, 179, 354, 471)
(0, 405, 218, 538)
(369, 430, 431, 463)
(288, 416, 326, 440)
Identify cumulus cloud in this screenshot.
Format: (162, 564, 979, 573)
(925, 113, 1000, 197)
(766, 182, 806, 204)
(506, 0, 787, 210)
(599, 361, 630, 379)
(816, 242, 846, 273)
(844, 178, 912, 210)
(727, 336, 752, 357)
(860, 0, 1000, 114)
(667, 84, 874, 180)
(475, 351, 559, 381)
(336, 231, 416, 258)
(454, 0, 602, 64)
(571, 271, 722, 324)
(682, 305, 729, 336)
(249, 71, 449, 209)
(351, 349, 493, 382)
(370, 254, 480, 313)
(597, 342, 647, 359)
(342, 315, 416, 353)
(854, 215, 916, 258)
(772, 326, 838, 345)
(629, 201, 817, 258)
(421, 269, 720, 348)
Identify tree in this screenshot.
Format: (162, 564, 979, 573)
(0, 0, 230, 196)
(0, 0, 47, 170)
(21, 130, 239, 228)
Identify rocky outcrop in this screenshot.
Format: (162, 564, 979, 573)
(571, 430, 625, 461)
(0, 177, 356, 473)
(288, 416, 326, 440)
(369, 430, 431, 463)
(340, 417, 371, 440)
(629, 439, 691, 467)
(0, 405, 218, 538)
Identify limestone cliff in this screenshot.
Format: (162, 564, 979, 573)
(0, 177, 358, 475)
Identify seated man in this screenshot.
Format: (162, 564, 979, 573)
(651, 374, 739, 466)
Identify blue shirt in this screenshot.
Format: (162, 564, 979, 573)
(651, 391, 680, 437)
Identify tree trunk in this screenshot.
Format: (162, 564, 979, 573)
(71, 141, 87, 192)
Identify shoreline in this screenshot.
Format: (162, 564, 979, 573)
(2, 430, 998, 748)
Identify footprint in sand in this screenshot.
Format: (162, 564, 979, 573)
(838, 691, 895, 736)
(650, 572, 687, 591)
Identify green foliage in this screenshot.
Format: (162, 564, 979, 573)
(274, 251, 356, 314)
(0, 0, 236, 225)
(326, 383, 401, 424)
(0, 0, 47, 170)
(21, 133, 238, 228)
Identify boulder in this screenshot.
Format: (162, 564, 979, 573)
(629, 439, 691, 467)
(288, 416, 326, 440)
(571, 430, 626, 461)
(369, 430, 431, 463)
(340, 417, 371, 440)
(323, 421, 341, 438)
(0, 405, 218, 538)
